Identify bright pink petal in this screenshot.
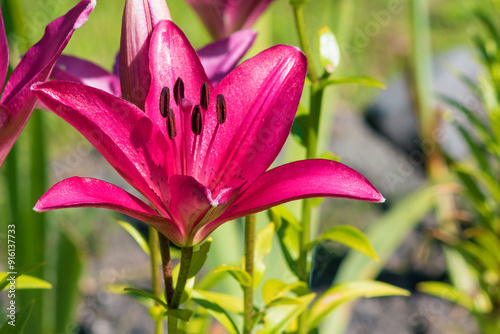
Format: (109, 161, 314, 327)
(32, 80, 170, 214)
(146, 20, 211, 135)
(196, 160, 385, 240)
(198, 29, 257, 86)
(34, 177, 184, 244)
(196, 45, 307, 192)
(0, 6, 8, 89)
(119, 0, 171, 109)
(51, 55, 121, 96)
(0, 0, 95, 168)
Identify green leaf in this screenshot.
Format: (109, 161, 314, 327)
(253, 223, 275, 288)
(308, 225, 379, 261)
(335, 185, 437, 283)
(262, 279, 309, 305)
(291, 105, 309, 147)
(189, 238, 212, 278)
(214, 265, 252, 287)
(164, 309, 193, 322)
(322, 76, 386, 89)
(0, 262, 45, 291)
(308, 280, 409, 329)
(417, 282, 475, 311)
(0, 273, 52, 290)
(123, 287, 169, 310)
(191, 290, 241, 334)
(453, 162, 500, 205)
(118, 220, 150, 255)
(106, 284, 153, 308)
(268, 206, 301, 277)
(0, 300, 34, 334)
(260, 293, 315, 334)
(318, 26, 340, 73)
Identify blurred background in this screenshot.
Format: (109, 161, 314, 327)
(1, 0, 499, 333)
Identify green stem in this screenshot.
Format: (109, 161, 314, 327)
(149, 227, 163, 334)
(243, 214, 256, 334)
(292, 3, 320, 83)
(158, 233, 174, 305)
(168, 246, 194, 334)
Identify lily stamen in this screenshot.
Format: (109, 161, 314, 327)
(174, 77, 185, 106)
(200, 82, 210, 111)
(216, 94, 227, 124)
(159, 86, 170, 118)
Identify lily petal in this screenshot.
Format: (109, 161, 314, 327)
(197, 159, 385, 239)
(184, 0, 225, 40)
(198, 29, 257, 86)
(32, 80, 169, 214)
(0, 6, 8, 89)
(52, 55, 121, 96)
(227, 0, 274, 33)
(119, 0, 171, 109)
(146, 20, 211, 135)
(0, 0, 95, 167)
(198, 45, 307, 191)
(34, 177, 184, 244)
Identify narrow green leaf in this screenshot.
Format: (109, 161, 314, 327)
(262, 279, 309, 305)
(188, 238, 212, 278)
(214, 265, 252, 287)
(454, 162, 500, 205)
(164, 309, 193, 322)
(308, 280, 409, 329)
(118, 220, 150, 255)
(191, 290, 241, 334)
(106, 284, 153, 308)
(124, 287, 169, 310)
(318, 26, 340, 73)
(253, 223, 275, 288)
(0, 273, 52, 290)
(417, 282, 475, 311)
(308, 225, 379, 261)
(260, 293, 315, 334)
(454, 123, 492, 174)
(0, 300, 34, 334)
(322, 76, 386, 89)
(0, 263, 45, 291)
(291, 105, 309, 147)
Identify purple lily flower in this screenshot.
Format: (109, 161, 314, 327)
(0, 0, 95, 168)
(32, 20, 384, 247)
(185, 0, 274, 39)
(50, 0, 257, 108)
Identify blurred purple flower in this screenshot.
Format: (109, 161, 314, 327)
(0, 0, 95, 168)
(186, 0, 275, 39)
(33, 20, 384, 247)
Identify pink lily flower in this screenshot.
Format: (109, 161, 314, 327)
(185, 0, 275, 39)
(32, 20, 384, 247)
(50, 0, 257, 109)
(0, 0, 95, 168)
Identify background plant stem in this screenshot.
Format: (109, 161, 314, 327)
(149, 227, 164, 334)
(243, 214, 256, 334)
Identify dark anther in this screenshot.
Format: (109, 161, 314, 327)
(166, 109, 177, 139)
(216, 94, 227, 124)
(191, 105, 202, 135)
(159, 87, 170, 117)
(200, 82, 210, 111)
(174, 77, 185, 106)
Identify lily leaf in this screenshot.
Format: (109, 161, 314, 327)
(0, 300, 34, 334)
(253, 223, 275, 288)
(308, 280, 409, 330)
(118, 220, 150, 255)
(308, 225, 379, 261)
(260, 293, 315, 334)
(189, 238, 212, 278)
(322, 76, 386, 89)
(0, 273, 51, 290)
(191, 290, 241, 334)
(262, 279, 309, 305)
(291, 105, 309, 147)
(123, 287, 168, 310)
(318, 26, 340, 73)
(214, 265, 252, 287)
(164, 309, 194, 322)
(0, 262, 45, 291)
(417, 281, 475, 311)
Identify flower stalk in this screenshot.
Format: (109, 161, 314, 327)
(243, 214, 256, 334)
(168, 246, 194, 334)
(292, 3, 319, 83)
(149, 227, 164, 334)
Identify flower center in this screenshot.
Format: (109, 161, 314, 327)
(158, 77, 227, 192)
